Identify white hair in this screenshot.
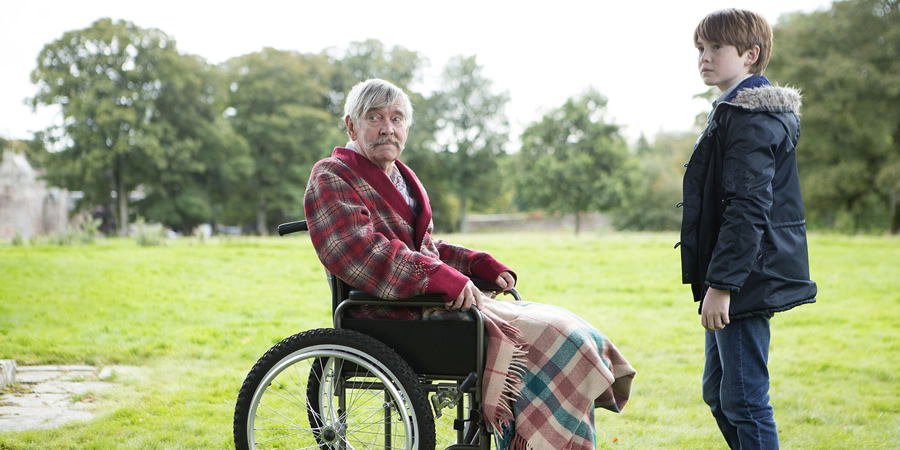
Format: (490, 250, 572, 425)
(343, 79, 414, 127)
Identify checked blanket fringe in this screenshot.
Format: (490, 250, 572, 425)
(478, 304, 529, 434)
(475, 297, 636, 450)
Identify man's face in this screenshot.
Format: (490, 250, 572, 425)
(346, 100, 410, 173)
(696, 38, 757, 92)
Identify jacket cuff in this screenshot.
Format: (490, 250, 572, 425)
(705, 281, 740, 293)
(471, 255, 516, 284)
(425, 263, 471, 302)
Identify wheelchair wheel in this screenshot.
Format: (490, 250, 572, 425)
(234, 328, 435, 449)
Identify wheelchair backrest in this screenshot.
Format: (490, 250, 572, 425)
(326, 271, 354, 314)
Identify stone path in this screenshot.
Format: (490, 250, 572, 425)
(0, 361, 134, 432)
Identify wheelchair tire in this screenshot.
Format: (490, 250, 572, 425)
(234, 328, 435, 449)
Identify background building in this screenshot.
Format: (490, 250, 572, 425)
(0, 150, 70, 239)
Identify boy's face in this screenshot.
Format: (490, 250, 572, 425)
(696, 38, 759, 92)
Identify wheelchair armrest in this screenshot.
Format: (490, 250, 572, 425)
(348, 290, 445, 303)
(470, 277, 503, 293)
(348, 277, 501, 303)
(472, 277, 522, 300)
(348, 277, 520, 303)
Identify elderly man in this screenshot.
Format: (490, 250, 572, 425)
(304, 78, 635, 450)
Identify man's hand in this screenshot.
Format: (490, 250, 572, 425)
(495, 271, 516, 291)
(449, 280, 483, 311)
(701, 287, 731, 331)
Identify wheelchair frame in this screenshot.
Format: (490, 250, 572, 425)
(233, 220, 519, 449)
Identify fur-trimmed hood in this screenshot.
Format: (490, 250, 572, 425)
(730, 84, 802, 114)
(711, 80, 802, 144)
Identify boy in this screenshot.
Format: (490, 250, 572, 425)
(679, 9, 818, 449)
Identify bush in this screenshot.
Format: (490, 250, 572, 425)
(43, 216, 103, 246)
(77, 216, 101, 244)
(133, 217, 166, 247)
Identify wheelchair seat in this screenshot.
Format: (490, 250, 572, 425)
(334, 279, 485, 378)
(341, 313, 480, 377)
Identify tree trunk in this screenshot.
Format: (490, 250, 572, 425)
(117, 182, 128, 237)
(457, 196, 469, 233)
(114, 165, 128, 237)
(576, 211, 583, 235)
(891, 190, 899, 235)
(256, 191, 268, 236)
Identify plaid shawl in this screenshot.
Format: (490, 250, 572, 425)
(427, 298, 635, 450)
(485, 300, 634, 449)
(304, 148, 636, 449)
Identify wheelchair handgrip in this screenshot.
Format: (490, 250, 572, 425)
(470, 277, 501, 292)
(277, 221, 308, 236)
(459, 372, 478, 393)
(471, 277, 522, 300)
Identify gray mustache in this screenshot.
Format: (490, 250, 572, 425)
(369, 136, 403, 149)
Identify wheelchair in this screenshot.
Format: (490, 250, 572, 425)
(233, 220, 521, 449)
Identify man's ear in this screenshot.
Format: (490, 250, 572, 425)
(345, 116, 357, 140)
(745, 45, 760, 66)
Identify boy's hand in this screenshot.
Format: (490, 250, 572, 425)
(701, 287, 731, 331)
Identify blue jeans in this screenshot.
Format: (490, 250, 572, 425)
(703, 315, 778, 449)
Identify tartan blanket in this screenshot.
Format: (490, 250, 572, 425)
(427, 297, 636, 450)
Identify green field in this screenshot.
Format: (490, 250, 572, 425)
(1, 232, 897, 449)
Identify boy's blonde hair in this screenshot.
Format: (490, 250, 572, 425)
(694, 8, 773, 76)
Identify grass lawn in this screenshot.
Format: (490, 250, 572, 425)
(1, 232, 897, 448)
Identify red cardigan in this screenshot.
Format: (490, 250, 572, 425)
(303, 147, 512, 318)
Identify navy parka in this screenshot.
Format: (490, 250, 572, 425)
(679, 76, 817, 318)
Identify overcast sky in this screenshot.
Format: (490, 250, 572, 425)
(1, 0, 833, 147)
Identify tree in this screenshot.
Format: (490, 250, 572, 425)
(514, 88, 630, 234)
(433, 55, 510, 232)
(137, 53, 252, 232)
(613, 132, 695, 231)
(29, 18, 183, 236)
(400, 92, 460, 232)
(221, 48, 341, 234)
(326, 39, 425, 118)
(768, 0, 900, 232)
